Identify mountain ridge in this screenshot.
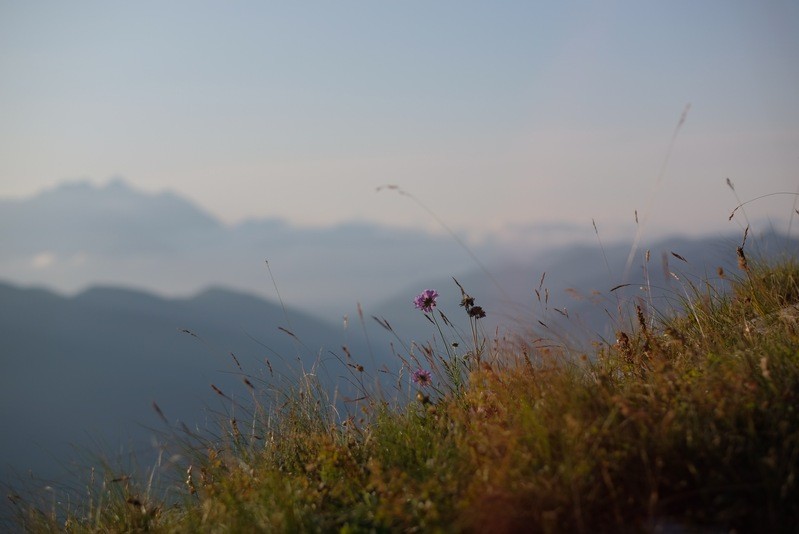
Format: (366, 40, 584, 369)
(0, 179, 497, 315)
(0, 279, 365, 495)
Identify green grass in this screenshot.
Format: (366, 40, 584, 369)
(11, 247, 799, 533)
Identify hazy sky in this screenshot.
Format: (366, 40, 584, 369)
(1, 2, 797, 243)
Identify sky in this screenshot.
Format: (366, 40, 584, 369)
(1, 1, 798, 244)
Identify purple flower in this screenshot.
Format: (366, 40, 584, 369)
(413, 289, 439, 313)
(412, 368, 432, 387)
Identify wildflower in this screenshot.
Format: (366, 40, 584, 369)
(412, 368, 432, 387)
(413, 289, 439, 313)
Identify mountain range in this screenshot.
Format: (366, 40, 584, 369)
(0, 179, 504, 317)
(1, 179, 797, 512)
(0, 280, 379, 499)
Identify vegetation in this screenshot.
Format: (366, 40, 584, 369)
(9, 240, 799, 533)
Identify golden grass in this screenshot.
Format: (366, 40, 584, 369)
(9, 245, 799, 533)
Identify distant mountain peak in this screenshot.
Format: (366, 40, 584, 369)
(0, 178, 226, 258)
(40, 177, 194, 206)
(41, 176, 131, 193)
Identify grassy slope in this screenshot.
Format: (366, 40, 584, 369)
(12, 252, 799, 533)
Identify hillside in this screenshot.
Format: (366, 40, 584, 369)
(0, 283, 366, 499)
(8, 243, 799, 532)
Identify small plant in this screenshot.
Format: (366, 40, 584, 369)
(406, 283, 488, 397)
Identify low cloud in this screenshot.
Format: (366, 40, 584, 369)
(31, 252, 56, 269)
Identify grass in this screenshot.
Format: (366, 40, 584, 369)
(8, 240, 799, 533)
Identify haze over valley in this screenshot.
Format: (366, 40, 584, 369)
(1, 179, 796, 500)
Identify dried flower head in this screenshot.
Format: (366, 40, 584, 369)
(413, 289, 439, 313)
(468, 306, 486, 319)
(459, 290, 486, 319)
(737, 246, 749, 272)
